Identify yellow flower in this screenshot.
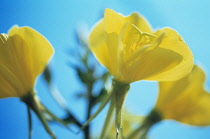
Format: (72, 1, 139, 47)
(0, 26, 54, 98)
(89, 8, 193, 83)
(155, 65, 210, 126)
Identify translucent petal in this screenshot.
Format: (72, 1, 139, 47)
(121, 22, 143, 54)
(89, 19, 111, 70)
(9, 35, 35, 92)
(0, 34, 22, 79)
(0, 34, 29, 94)
(173, 92, 210, 126)
(106, 32, 121, 77)
(156, 66, 210, 126)
(0, 26, 53, 98)
(9, 26, 54, 81)
(104, 8, 125, 34)
(142, 28, 194, 81)
(0, 64, 23, 98)
(127, 47, 183, 82)
(120, 22, 156, 62)
(125, 13, 153, 34)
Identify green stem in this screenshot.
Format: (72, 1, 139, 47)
(40, 103, 76, 133)
(112, 79, 130, 139)
(79, 78, 130, 139)
(85, 80, 95, 139)
(27, 106, 32, 139)
(100, 97, 115, 139)
(126, 123, 147, 139)
(126, 109, 162, 139)
(85, 89, 93, 139)
(79, 89, 114, 132)
(140, 126, 150, 139)
(47, 83, 82, 128)
(21, 92, 56, 139)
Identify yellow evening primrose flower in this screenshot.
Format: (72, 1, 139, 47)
(85, 8, 194, 138)
(0, 26, 53, 98)
(127, 65, 210, 139)
(155, 65, 210, 126)
(89, 8, 193, 83)
(0, 26, 55, 138)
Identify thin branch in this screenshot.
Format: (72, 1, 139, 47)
(27, 106, 32, 139)
(100, 97, 115, 139)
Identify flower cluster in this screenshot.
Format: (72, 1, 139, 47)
(0, 8, 209, 139)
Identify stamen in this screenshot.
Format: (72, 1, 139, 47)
(153, 32, 165, 48)
(132, 24, 156, 38)
(121, 24, 158, 63)
(132, 24, 157, 50)
(0, 34, 9, 46)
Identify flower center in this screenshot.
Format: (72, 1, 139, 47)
(132, 24, 157, 51)
(122, 24, 157, 58)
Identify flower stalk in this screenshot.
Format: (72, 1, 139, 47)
(127, 109, 162, 139)
(27, 106, 32, 139)
(21, 91, 56, 139)
(112, 79, 130, 139)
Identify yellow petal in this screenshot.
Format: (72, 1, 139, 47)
(9, 26, 54, 81)
(104, 8, 125, 34)
(116, 23, 183, 82)
(155, 65, 210, 126)
(0, 33, 30, 94)
(0, 34, 22, 77)
(143, 28, 194, 81)
(156, 65, 204, 110)
(0, 26, 53, 98)
(127, 47, 183, 82)
(125, 13, 153, 34)
(89, 20, 121, 78)
(105, 32, 122, 77)
(89, 19, 112, 70)
(0, 64, 24, 98)
(120, 22, 143, 55)
(89, 9, 124, 81)
(175, 92, 210, 126)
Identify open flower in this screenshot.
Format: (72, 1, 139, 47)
(86, 9, 194, 138)
(155, 65, 210, 126)
(0, 26, 53, 98)
(126, 65, 210, 139)
(89, 8, 193, 83)
(0, 26, 56, 138)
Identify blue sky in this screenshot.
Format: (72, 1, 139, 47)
(0, 0, 210, 139)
